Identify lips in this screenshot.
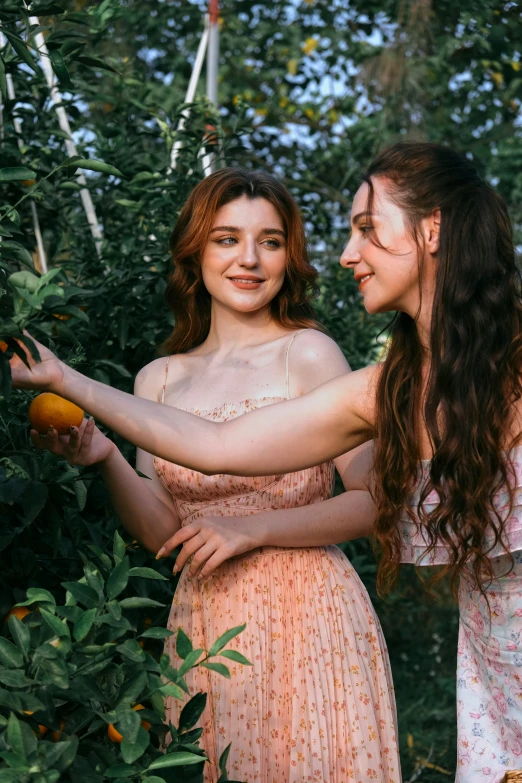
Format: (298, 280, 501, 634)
(227, 276, 265, 283)
(356, 273, 374, 291)
(227, 276, 265, 290)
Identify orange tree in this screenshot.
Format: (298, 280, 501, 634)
(0, 1, 254, 780)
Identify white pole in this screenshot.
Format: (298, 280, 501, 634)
(168, 15, 209, 173)
(30, 18, 103, 257)
(202, 0, 219, 176)
(0, 30, 48, 273)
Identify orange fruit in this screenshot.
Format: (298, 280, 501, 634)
(107, 705, 150, 743)
(52, 720, 65, 742)
(4, 606, 30, 623)
(0, 341, 8, 352)
(52, 313, 71, 321)
(23, 712, 48, 737)
(23, 179, 36, 186)
(28, 393, 84, 435)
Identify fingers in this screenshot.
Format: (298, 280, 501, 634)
(156, 524, 200, 559)
(186, 541, 219, 579)
(172, 532, 208, 574)
(197, 549, 232, 580)
(30, 427, 61, 453)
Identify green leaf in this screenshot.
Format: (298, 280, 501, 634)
(3, 30, 36, 72)
(73, 480, 87, 511)
(116, 639, 145, 662)
(61, 581, 98, 609)
(17, 588, 56, 607)
(65, 157, 123, 177)
(140, 627, 174, 640)
(128, 567, 168, 580)
(76, 55, 119, 73)
(147, 752, 207, 770)
(7, 616, 30, 657)
(120, 724, 150, 764)
(158, 683, 185, 700)
(106, 556, 130, 600)
(116, 671, 147, 707)
(200, 662, 231, 679)
(219, 650, 253, 666)
(40, 608, 69, 639)
(142, 778, 168, 783)
(0, 639, 23, 669)
(73, 608, 97, 642)
(118, 597, 165, 610)
(113, 530, 126, 562)
(208, 624, 246, 657)
(218, 741, 231, 774)
(0, 168, 37, 182)
(0, 52, 7, 98)
(178, 692, 207, 732)
(0, 670, 31, 688)
(7, 713, 23, 756)
(176, 627, 193, 660)
(105, 764, 136, 778)
(115, 706, 140, 743)
(178, 648, 205, 676)
(48, 48, 73, 87)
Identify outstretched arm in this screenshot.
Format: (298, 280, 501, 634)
(10, 336, 377, 476)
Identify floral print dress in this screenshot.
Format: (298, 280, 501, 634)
(400, 455, 522, 783)
(153, 356, 401, 782)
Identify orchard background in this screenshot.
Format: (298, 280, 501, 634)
(0, 1, 521, 780)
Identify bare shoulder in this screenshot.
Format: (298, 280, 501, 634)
(289, 328, 351, 395)
(134, 356, 170, 401)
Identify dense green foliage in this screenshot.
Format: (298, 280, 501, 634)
(1, 0, 521, 780)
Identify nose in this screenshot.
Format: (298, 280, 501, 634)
(339, 234, 361, 269)
(238, 236, 260, 268)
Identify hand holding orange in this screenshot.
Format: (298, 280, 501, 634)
(29, 393, 84, 435)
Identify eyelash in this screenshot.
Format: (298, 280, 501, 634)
(359, 225, 373, 235)
(216, 236, 281, 248)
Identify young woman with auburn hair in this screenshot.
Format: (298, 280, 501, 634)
(20, 169, 401, 783)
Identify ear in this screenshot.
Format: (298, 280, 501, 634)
(424, 208, 441, 254)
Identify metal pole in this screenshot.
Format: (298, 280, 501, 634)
(30, 18, 103, 257)
(0, 30, 48, 273)
(202, 0, 219, 176)
(168, 14, 209, 173)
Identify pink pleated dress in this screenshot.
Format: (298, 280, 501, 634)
(153, 341, 401, 783)
(400, 455, 522, 783)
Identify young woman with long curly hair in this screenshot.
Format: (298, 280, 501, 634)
(13, 141, 522, 781)
(19, 169, 401, 783)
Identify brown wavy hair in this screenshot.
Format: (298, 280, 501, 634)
(162, 168, 323, 354)
(366, 143, 522, 596)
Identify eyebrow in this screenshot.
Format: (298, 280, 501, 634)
(210, 225, 286, 238)
(350, 212, 374, 226)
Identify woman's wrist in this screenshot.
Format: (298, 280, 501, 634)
(53, 362, 76, 397)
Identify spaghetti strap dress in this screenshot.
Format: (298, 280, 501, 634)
(400, 453, 522, 783)
(153, 332, 401, 783)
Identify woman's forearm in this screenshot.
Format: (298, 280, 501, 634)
(254, 490, 375, 548)
(97, 447, 180, 553)
(52, 365, 372, 477)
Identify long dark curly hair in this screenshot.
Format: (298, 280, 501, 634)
(367, 142, 522, 596)
(162, 168, 322, 355)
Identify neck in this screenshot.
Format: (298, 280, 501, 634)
(201, 299, 284, 354)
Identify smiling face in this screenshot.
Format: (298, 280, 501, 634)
(340, 178, 435, 317)
(200, 195, 287, 315)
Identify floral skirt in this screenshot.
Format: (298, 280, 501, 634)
(457, 551, 522, 782)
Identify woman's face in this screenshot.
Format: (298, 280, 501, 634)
(340, 177, 432, 317)
(201, 196, 287, 315)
